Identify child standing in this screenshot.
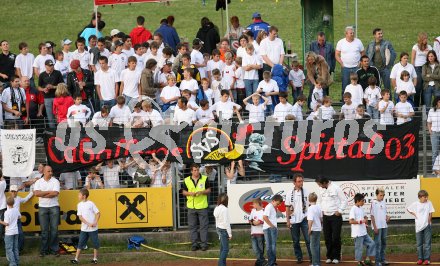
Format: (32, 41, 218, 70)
(257, 71, 279, 114)
(396, 70, 416, 105)
(207, 49, 225, 82)
(340, 92, 357, 120)
(54, 51, 69, 83)
(378, 89, 395, 125)
(289, 61, 305, 103)
(214, 193, 231, 266)
(243, 92, 268, 123)
(91, 105, 110, 127)
(349, 193, 376, 266)
(71, 188, 100, 264)
(310, 78, 324, 112)
(9, 185, 33, 252)
(307, 192, 322, 266)
(407, 190, 435, 265)
(364, 76, 381, 120)
(109, 96, 131, 127)
(370, 188, 390, 266)
(242, 43, 262, 97)
(263, 194, 283, 266)
(273, 91, 294, 122)
(179, 67, 199, 102)
(344, 73, 364, 107)
(223, 52, 236, 102)
(211, 69, 232, 103)
(120, 56, 141, 104)
(198, 78, 214, 106)
(53, 83, 74, 123)
(291, 94, 306, 121)
(249, 198, 266, 266)
(394, 91, 415, 125)
(160, 76, 181, 112)
(195, 99, 215, 125)
(66, 94, 92, 126)
(0, 197, 21, 266)
(318, 96, 336, 120)
(211, 90, 243, 122)
(234, 57, 246, 108)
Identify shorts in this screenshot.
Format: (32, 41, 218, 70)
(78, 230, 100, 250)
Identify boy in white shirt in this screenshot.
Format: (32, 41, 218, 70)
(355, 105, 371, 119)
(133, 44, 145, 74)
(207, 49, 225, 81)
(307, 193, 322, 266)
(0, 197, 21, 266)
(212, 69, 231, 103)
(160, 75, 181, 112)
(291, 94, 306, 122)
(395, 91, 414, 125)
(91, 105, 110, 127)
(54, 51, 69, 83)
(71, 38, 91, 70)
(349, 193, 376, 266)
(109, 96, 131, 127)
(15, 42, 35, 83)
(179, 67, 199, 102)
(200, 78, 214, 106)
(257, 71, 279, 114)
(310, 78, 324, 112)
(181, 89, 199, 111)
(120, 56, 141, 104)
(96, 160, 123, 189)
(223, 52, 236, 100)
(378, 89, 394, 125)
(370, 188, 390, 266)
(211, 90, 243, 122)
(141, 100, 163, 127)
(9, 185, 33, 252)
(249, 198, 265, 266)
(273, 91, 294, 122)
(344, 73, 364, 106)
(234, 57, 246, 107)
(318, 96, 336, 120)
(263, 194, 283, 266)
(33, 43, 55, 77)
(190, 39, 206, 78)
(289, 61, 305, 103)
(108, 40, 127, 81)
(195, 99, 214, 125)
(67, 95, 92, 126)
(173, 97, 196, 126)
(340, 92, 357, 120)
(71, 188, 100, 264)
(364, 76, 381, 120)
(243, 92, 268, 123)
(407, 190, 435, 265)
(95, 56, 119, 109)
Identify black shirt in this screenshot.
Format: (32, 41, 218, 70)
(181, 175, 211, 192)
(356, 66, 381, 90)
(38, 70, 64, 98)
(0, 52, 16, 83)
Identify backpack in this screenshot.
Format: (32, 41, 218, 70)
(133, 168, 152, 185)
(271, 64, 289, 105)
(128, 235, 146, 250)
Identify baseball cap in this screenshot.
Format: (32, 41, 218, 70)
(110, 29, 120, 36)
(9, 185, 18, 192)
(193, 38, 204, 46)
(45, 59, 54, 66)
(70, 59, 80, 70)
(114, 40, 124, 47)
(62, 38, 72, 45)
(46, 41, 56, 48)
(252, 12, 261, 19)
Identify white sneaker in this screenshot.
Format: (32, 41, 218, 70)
(332, 259, 339, 264)
(326, 259, 332, 264)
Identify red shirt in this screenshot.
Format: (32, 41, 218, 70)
(75, 71, 87, 100)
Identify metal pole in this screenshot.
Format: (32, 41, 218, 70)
(354, 0, 358, 37)
(172, 162, 178, 230)
(95, 5, 99, 36)
(301, 0, 305, 67)
(422, 106, 427, 177)
(225, 0, 230, 40)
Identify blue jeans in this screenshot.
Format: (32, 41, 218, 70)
(354, 234, 375, 262)
(263, 227, 278, 266)
(290, 218, 312, 260)
(217, 228, 229, 266)
(416, 224, 432, 261)
(374, 228, 387, 263)
(424, 85, 440, 110)
(341, 67, 358, 100)
(251, 235, 265, 266)
(18, 220, 24, 252)
(292, 87, 303, 104)
(39, 206, 60, 254)
(5, 234, 19, 266)
(78, 230, 100, 250)
(430, 131, 440, 168)
(44, 98, 56, 128)
(244, 79, 259, 97)
(100, 99, 116, 109)
(379, 68, 391, 90)
(415, 66, 423, 107)
(123, 95, 134, 105)
(366, 105, 379, 120)
(310, 231, 321, 266)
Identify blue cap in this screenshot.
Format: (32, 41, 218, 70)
(252, 12, 261, 19)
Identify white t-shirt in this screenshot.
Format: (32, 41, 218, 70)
(307, 204, 322, 232)
(63, 51, 74, 69)
(202, 88, 214, 106)
(190, 49, 204, 76)
(349, 205, 368, 237)
(364, 86, 381, 108)
(341, 103, 357, 120)
(289, 69, 305, 88)
(223, 64, 236, 89)
(179, 79, 199, 102)
(336, 38, 364, 68)
(1, 87, 26, 120)
(160, 85, 181, 103)
(396, 80, 416, 95)
(54, 60, 69, 83)
(211, 101, 241, 120)
(427, 108, 440, 132)
(273, 102, 293, 122)
(121, 68, 141, 98)
(249, 208, 264, 235)
(379, 100, 394, 125)
(134, 54, 145, 74)
(108, 53, 128, 80)
(370, 199, 388, 229)
(0, 180, 6, 210)
(246, 103, 266, 123)
(236, 47, 247, 59)
(122, 48, 135, 57)
(77, 200, 100, 232)
(311, 87, 324, 111)
(100, 165, 121, 189)
(344, 84, 364, 107)
(259, 37, 285, 65)
(94, 68, 118, 101)
(258, 79, 279, 105)
(195, 108, 214, 124)
(407, 200, 435, 232)
(90, 49, 111, 71)
(67, 104, 91, 126)
(263, 202, 278, 230)
(59, 171, 82, 190)
(412, 44, 432, 67)
(71, 49, 91, 70)
(242, 53, 261, 80)
(291, 102, 304, 121)
(395, 101, 414, 125)
(234, 67, 245, 88)
(4, 208, 21, 236)
(318, 105, 336, 120)
(15, 53, 35, 78)
(109, 105, 131, 125)
(34, 177, 60, 208)
(92, 112, 110, 127)
(143, 109, 163, 127)
(285, 188, 309, 224)
(207, 60, 225, 76)
(33, 54, 55, 75)
(173, 108, 196, 125)
(390, 63, 417, 88)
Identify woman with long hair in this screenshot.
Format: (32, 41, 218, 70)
(427, 96, 440, 170)
(422, 51, 440, 108)
(214, 193, 231, 266)
(411, 32, 432, 107)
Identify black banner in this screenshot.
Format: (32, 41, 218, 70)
(44, 119, 420, 180)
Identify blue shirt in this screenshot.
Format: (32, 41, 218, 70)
(80, 28, 103, 46)
(246, 20, 270, 39)
(155, 24, 180, 52)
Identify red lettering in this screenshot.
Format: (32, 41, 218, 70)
(323, 138, 334, 160)
(64, 147, 76, 163)
(277, 136, 297, 165)
(96, 149, 112, 161)
(290, 142, 314, 172)
(314, 142, 324, 160)
(79, 138, 95, 164)
(47, 137, 65, 164)
(385, 138, 401, 160)
(172, 147, 183, 156)
(347, 141, 364, 159)
(335, 138, 347, 159)
(400, 133, 415, 159)
(365, 133, 382, 160)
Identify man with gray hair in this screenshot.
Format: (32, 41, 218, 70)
(309, 32, 336, 74)
(336, 26, 365, 100)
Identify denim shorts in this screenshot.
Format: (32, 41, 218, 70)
(78, 230, 100, 249)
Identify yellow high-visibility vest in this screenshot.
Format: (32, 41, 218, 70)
(184, 175, 208, 209)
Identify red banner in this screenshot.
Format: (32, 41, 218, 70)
(94, 0, 160, 6)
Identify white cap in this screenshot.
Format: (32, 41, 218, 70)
(110, 29, 120, 36)
(9, 185, 19, 192)
(62, 38, 72, 45)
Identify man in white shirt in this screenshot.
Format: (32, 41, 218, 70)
(1, 75, 26, 128)
(259, 26, 285, 72)
(336, 26, 365, 100)
(95, 56, 119, 108)
(285, 174, 311, 263)
(14, 42, 35, 86)
(59, 171, 82, 190)
(316, 176, 347, 264)
(33, 166, 60, 257)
